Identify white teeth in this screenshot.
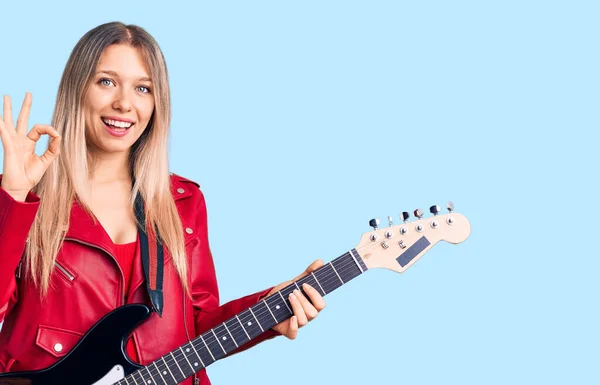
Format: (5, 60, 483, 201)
(102, 118, 133, 129)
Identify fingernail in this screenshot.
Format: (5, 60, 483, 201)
(293, 289, 300, 295)
(289, 293, 296, 300)
(303, 283, 312, 289)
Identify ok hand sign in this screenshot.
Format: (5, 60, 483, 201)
(0, 93, 61, 201)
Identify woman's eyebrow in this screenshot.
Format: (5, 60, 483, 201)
(95, 70, 152, 82)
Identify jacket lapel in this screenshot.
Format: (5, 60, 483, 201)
(64, 199, 117, 257)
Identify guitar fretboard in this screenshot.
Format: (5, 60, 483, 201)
(118, 249, 367, 385)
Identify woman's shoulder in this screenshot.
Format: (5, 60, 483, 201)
(169, 172, 205, 201)
(170, 172, 200, 188)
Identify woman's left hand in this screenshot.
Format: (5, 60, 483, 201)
(266, 259, 326, 339)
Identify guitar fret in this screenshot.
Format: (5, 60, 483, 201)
(296, 274, 322, 297)
(214, 324, 238, 353)
(188, 341, 205, 368)
(223, 321, 239, 348)
(293, 281, 301, 291)
(330, 261, 344, 284)
(170, 351, 185, 377)
(280, 285, 296, 302)
(179, 346, 195, 370)
(123, 376, 130, 385)
(265, 294, 292, 324)
(153, 362, 168, 384)
(199, 334, 216, 361)
(339, 254, 364, 282)
(238, 309, 264, 338)
(162, 357, 178, 383)
(226, 318, 249, 345)
(277, 290, 292, 313)
(248, 307, 264, 332)
(263, 299, 278, 323)
(349, 249, 364, 273)
(302, 261, 351, 294)
(131, 370, 143, 385)
(211, 329, 227, 354)
(236, 315, 251, 340)
(311, 271, 327, 294)
(145, 366, 159, 385)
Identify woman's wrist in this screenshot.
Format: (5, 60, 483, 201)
(0, 186, 29, 202)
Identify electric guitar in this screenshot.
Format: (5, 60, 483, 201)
(0, 203, 470, 385)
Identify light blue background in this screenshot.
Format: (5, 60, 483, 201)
(1, 1, 598, 384)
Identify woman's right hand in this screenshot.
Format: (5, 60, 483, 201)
(0, 93, 61, 201)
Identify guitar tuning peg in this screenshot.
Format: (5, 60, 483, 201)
(414, 209, 424, 219)
(447, 201, 454, 213)
(368, 218, 380, 230)
(429, 205, 441, 216)
(401, 212, 410, 223)
(388, 216, 393, 227)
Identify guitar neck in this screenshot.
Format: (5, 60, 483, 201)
(121, 249, 368, 385)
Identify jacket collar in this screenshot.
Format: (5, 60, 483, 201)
(64, 173, 196, 253)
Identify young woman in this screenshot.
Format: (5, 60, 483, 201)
(0, 22, 325, 384)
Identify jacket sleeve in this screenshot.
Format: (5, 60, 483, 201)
(0, 184, 40, 322)
(191, 188, 279, 354)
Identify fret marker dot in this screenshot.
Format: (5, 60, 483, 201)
(222, 336, 227, 340)
(163, 371, 167, 375)
(147, 381, 152, 384)
(276, 305, 280, 310)
(186, 348, 190, 352)
(247, 321, 252, 326)
(194, 362, 198, 366)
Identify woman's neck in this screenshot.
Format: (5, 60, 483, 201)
(89, 150, 132, 184)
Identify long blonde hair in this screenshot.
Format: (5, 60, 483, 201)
(26, 22, 188, 296)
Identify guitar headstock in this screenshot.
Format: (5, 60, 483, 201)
(355, 202, 470, 273)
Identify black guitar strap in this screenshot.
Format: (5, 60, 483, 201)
(134, 192, 164, 317)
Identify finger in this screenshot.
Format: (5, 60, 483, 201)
(293, 288, 319, 321)
(16, 92, 32, 135)
(286, 316, 298, 340)
(26, 124, 59, 142)
(0, 111, 11, 145)
(3, 95, 13, 128)
(47, 134, 62, 156)
(0, 118, 9, 146)
(289, 291, 308, 327)
(39, 147, 61, 169)
(306, 259, 325, 273)
(302, 283, 326, 311)
(293, 259, 325, 281)
(39, 136, 62, 169)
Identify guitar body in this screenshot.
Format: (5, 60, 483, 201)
(0, 304, 151, 385)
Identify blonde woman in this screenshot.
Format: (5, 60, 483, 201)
(0, 22, 325, 384)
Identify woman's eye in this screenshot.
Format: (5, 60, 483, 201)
(137, 85, 151, 93)
(99, 78, 114, 87)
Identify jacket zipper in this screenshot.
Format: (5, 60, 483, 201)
(63, 237, 125, 306)
(55, 261, 75, 281)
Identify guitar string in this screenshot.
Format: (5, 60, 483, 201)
(126, 255, 366, 383)
(130, 256, 364, 383)
(125, 256, 364, 384)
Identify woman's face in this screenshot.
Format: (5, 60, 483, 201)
(84, 44, 155, 155)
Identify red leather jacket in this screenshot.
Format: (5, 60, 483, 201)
(0, 173, 277, 384)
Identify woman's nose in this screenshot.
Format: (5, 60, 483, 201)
(112, 89, 133, 112)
